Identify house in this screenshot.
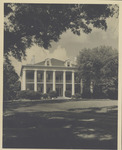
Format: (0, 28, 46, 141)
(20, 58, 83, 97)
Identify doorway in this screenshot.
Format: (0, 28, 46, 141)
(56, 84, 63, 96)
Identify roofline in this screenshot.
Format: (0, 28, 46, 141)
(20, 65, 78, 76)
(34, 58, 66, 65)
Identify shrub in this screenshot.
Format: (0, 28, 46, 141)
(16, 90, 42, 100)
(106, 88, 118, 100)
(75, 93, 81, 99)
(27, 91, 41, 100)
(42, 93, 48, 99)
(71, 95, 75, 99)
(49, 91, 57, 99)
(65, 90, 71, 97)
(16, 90, 28, 99)
(82, 91, 92, 98)
(72, 93, 81, 99)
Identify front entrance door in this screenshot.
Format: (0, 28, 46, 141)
(56, 85, 63, 96)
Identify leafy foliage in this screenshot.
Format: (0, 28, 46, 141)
(3, 56, 21, 100)
(16, 90, 42, 100)
(42, 93, 48, 99)
(65, 90, 71, 97)
(4, 4, 118, 100)
(72, 93, 82, 99)
(77, 46, 118, 99)
(49, 91, 57, 98)
(4, 4, 118, 61)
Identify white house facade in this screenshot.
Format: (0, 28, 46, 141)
(20, 58, 83, 97)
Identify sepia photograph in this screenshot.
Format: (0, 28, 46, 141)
(2, 1, 120, 149)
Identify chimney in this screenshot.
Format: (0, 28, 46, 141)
(30, 55, 35, 64)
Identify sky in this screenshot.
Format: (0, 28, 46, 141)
(11, 15, 119, 76)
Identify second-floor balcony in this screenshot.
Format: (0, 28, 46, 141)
(26, 79, 34, 82)
(66, 80, 72, 83)
(56, 79, 63, 83)
(46, 79, 53, 83)
(37, 79, 44, 83)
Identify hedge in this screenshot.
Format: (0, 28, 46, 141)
(65, 90, 71, 97)
(49, 91, 57, 98)
(16, 90, 42, 100)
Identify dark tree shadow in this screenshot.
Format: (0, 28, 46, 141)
(3, 102, 117, 149)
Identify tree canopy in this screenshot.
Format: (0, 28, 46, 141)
(4, 4, 118, 61)
(77, 46, 118, 99)
(3, 56, 21, 100)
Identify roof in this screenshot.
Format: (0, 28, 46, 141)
(34, 58, 76, 67)
(20, 58, 77, 76)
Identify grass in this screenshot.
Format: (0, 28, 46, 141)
(3, 99, 118, 149)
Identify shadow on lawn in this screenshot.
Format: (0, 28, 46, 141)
(3, 106, 117, 149)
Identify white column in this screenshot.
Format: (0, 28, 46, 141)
(22, 69, 26, 90)
(72, 71, 75, 95)
(44, 70, 46, 93)
(63, 71, 66, 97)
(34, 70, 37, 91)
(90, 81, 93, 93)
(21, 76, 23, 90)
(53, 71, 56, 91)
(80, 79, 83, 94)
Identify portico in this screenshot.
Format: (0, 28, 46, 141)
(21, 58, 82, 97)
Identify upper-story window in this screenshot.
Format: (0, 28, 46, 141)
(45, 58, 51, 66)
(38, 73, 41, 79)
(47, 60, 50, 66)
(67, 61, 70, 67)
(65, 59, 72, 67)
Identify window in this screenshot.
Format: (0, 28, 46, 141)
(37, 84, 43, 93)
(38, 73, 41, 79)
(26, 83, 34, 90)
(67, 61, 70, 67)
(45, 59, 51, 66)
(47, 60, 50, 66)
(37, 71, 44, 82)
(65, 59, 72, 67)
(26, 70, 34, 82)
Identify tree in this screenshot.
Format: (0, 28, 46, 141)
(101, 54, 118, 99)
(3, 56, 21, 100)
(77, 46, 118, 99)
(4, 4, 118, 100)
(4, 4, 118, 61)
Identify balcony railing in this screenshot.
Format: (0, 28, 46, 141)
(26, 79, 34, 82)
(66, 80, 72, 83)
(56, 80, 63, 83)
(37, 79, 44, 82)
(46, 79, 53, 82)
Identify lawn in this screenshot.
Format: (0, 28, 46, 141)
(3, 99, 118, 149)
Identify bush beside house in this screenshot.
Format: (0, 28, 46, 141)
(42, 93, 48, 99)
(72, 93, 82, 99)
(49, 91, 57, 99)
(65, 90, 71, 97)
(16, 90, 42, 100)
